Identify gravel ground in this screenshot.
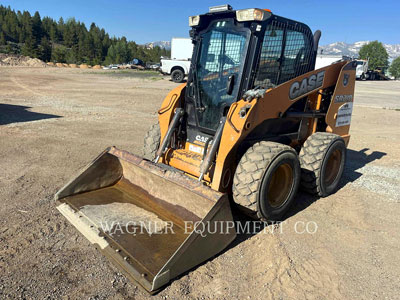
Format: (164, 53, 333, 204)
(0, 67, 399, 299)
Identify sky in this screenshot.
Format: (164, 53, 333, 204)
(2, 0, 399, 45)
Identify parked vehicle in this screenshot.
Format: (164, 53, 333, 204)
(315, 54, 352, 69)
(146, 62, 161, 70)
(130, 58, 144, 66)
(103, 64, 119, 69)
(160, 37, 193, 82)
(356, 59, 368, 80)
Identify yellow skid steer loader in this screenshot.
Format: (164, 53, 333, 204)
(56, 4, 356, 293)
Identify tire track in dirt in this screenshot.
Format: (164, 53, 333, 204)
(161, 226, 342, 299)
(11, 74, 45, 97)
(243, 231, 342, 300)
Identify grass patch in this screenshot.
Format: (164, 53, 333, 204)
(85, 69, 162, 79)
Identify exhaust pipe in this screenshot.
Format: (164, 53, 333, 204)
(312, 30, 321, 69)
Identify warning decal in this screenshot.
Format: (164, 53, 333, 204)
(336, 102, 353, 127)
(189, 144, 204, 155)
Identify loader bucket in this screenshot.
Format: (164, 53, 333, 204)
(55, 147, 236, 293)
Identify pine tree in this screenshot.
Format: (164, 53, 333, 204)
(89, 22, 103, 64)
(0, 32, 6, 45)
(51, 45, 67, 62)
(39, 36, 51, 61)
(32, 11, 43, 44)
(19, 11, 32, 43)
(63, 18, 77, 48)
(49, 24, 57, 42)
(0, 5, 171, 64)
(105, 44, 116, 64)
(21, 33, 37, 57)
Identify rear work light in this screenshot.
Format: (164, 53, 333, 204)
(189, 15, 200, 26)
(236, 8, 272, 22)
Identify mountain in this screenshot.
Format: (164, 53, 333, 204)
(318, 41, 400, 60)
(145, 41, 171, 50)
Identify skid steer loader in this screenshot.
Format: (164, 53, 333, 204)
(56, 5, 356, 293)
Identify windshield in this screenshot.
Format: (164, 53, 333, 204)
(195, 20, 249, 130)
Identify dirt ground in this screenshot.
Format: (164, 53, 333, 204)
(0, 67, 399, 300)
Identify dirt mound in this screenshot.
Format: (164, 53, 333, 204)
(0, 54, 47, 67)
(92, 65, 102, 69)
(69, 64, 78, 68)
(79, 64, 90, 69)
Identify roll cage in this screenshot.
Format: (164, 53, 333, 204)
(185, 9, 318, 134)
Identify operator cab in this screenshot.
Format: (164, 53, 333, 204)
(184, 5, 319, 144)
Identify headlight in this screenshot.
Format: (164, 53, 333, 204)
(236, 9, 271, 22)
(189, 15, 200, 26)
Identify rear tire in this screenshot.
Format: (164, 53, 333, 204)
(171, 69, 184, 83)
(299, 132, 346, 197)
(233, 141, 301, 221)
(142, 122, 160, 160)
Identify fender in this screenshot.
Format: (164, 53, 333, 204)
(325, 61, 356, 145)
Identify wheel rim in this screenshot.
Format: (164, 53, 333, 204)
(267, 163, 293, 208)
(324, 149, 342, 186)
(173, 72, 182, 81)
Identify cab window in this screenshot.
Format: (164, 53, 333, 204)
(254, 22, 313, 89)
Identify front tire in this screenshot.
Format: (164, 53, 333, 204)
(233, 141, 301, 221)
(299, 132, 346, 197)
(171, 69, 184, 83)
(142, 122, 160, 160)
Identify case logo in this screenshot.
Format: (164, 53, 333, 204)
(289, 71, 325, 100)
(195, 135, 209, 143)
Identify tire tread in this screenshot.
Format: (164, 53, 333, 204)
(142, 122, 160, 160)
(299, 132, 344, 196)
(233, 141, 296, 220)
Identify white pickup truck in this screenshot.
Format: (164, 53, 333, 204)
(160, 38, 193, 83)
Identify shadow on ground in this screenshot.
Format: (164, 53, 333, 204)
(201, 148, 389, 280)
(284, 148, 387, 219)
(0, 104, 61, 125)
